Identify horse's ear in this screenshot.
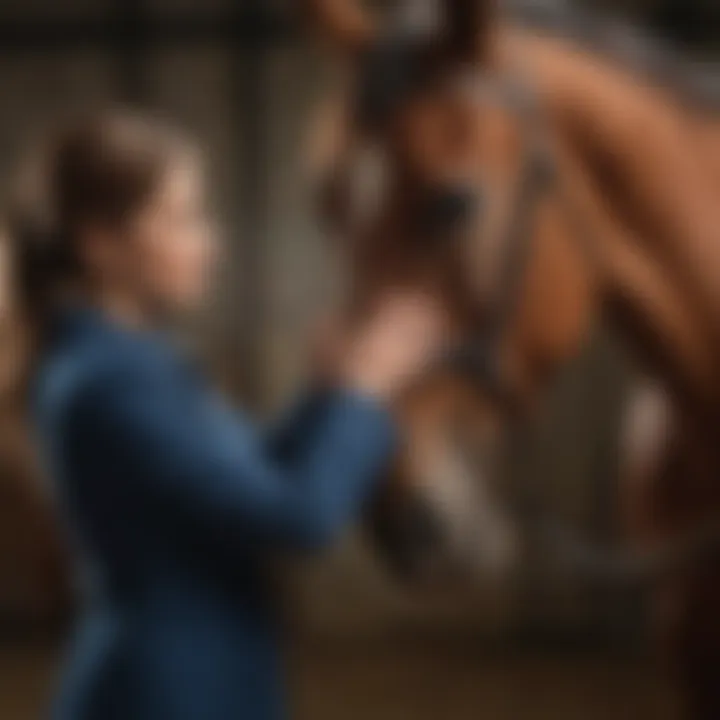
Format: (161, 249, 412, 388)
(442, 0, 497, 63)
(302, 0, 376, 53)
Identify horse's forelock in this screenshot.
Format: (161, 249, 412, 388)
(442, 0, 498, 62)
(302, 0, 376, 52)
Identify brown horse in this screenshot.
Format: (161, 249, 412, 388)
(303, 0, 720, 717)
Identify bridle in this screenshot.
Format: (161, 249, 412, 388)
(351, 31, 720, 586)
(357, 31, 557, 411)
(435, 78, 556, 412)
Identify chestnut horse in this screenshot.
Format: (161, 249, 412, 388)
(303, 0, 720, 717)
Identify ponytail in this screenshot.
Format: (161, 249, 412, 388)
(6, 140, 78, 339)
(9, 212, 78, 333)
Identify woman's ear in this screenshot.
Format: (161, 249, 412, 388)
(75, 221, 121, 285)
(441, 0, 497, 63)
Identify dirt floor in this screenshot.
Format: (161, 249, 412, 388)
(0, 638, 678, 720)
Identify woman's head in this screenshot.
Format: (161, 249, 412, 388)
(9, 110, 216, 328)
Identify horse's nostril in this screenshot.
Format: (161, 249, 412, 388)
(421, 186, 479, 237)
(402, 497, 445, 553)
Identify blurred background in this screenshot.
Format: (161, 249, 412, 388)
(0, 1, 716, 718)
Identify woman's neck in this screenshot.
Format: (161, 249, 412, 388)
(78, 287, 154, 332)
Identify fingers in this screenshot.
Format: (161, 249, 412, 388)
(339, 291, 449, 399)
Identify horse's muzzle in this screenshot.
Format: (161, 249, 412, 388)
(369, 494, 448, 581)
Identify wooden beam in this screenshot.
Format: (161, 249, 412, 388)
(0, 9, 293, 55)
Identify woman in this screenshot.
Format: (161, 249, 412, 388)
(10, 111, 444, 720)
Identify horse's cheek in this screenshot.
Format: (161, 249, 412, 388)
(516, 204, 596, 374)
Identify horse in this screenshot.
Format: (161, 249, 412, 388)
(301, 0, 720, 716)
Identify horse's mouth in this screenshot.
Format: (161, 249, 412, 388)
(368, 427, 522, 587)
(368, 487, 521, 588)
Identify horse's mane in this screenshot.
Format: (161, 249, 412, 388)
(504, 0, 720, 111)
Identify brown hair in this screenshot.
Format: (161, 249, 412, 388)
(7, 109, 192, 333)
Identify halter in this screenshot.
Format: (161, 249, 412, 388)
(357, 32, 556, 410)
(436, 76, 556, 411)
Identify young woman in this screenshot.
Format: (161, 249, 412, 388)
(10, 111, 444, 720)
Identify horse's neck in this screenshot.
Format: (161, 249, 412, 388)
(515, 30, 720, 412)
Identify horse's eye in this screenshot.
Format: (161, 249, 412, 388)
(421, 184, 482, 238)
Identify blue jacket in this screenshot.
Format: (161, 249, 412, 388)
(33, 308, 396, 720)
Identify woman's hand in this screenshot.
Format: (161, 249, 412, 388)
(316, 293, 448, 401)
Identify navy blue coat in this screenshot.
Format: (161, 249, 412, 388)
(33, 308, 396, 720)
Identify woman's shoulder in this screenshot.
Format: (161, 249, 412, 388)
(33, 314, 171, 427)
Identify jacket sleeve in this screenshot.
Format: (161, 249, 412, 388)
(61, 358, 397, 552)
(262, 390, 337, 463)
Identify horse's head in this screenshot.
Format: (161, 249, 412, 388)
(305, 0, 597, 583)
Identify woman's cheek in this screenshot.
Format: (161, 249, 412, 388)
(135, 210, 216, 310)
(171, 233, 216, 306)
